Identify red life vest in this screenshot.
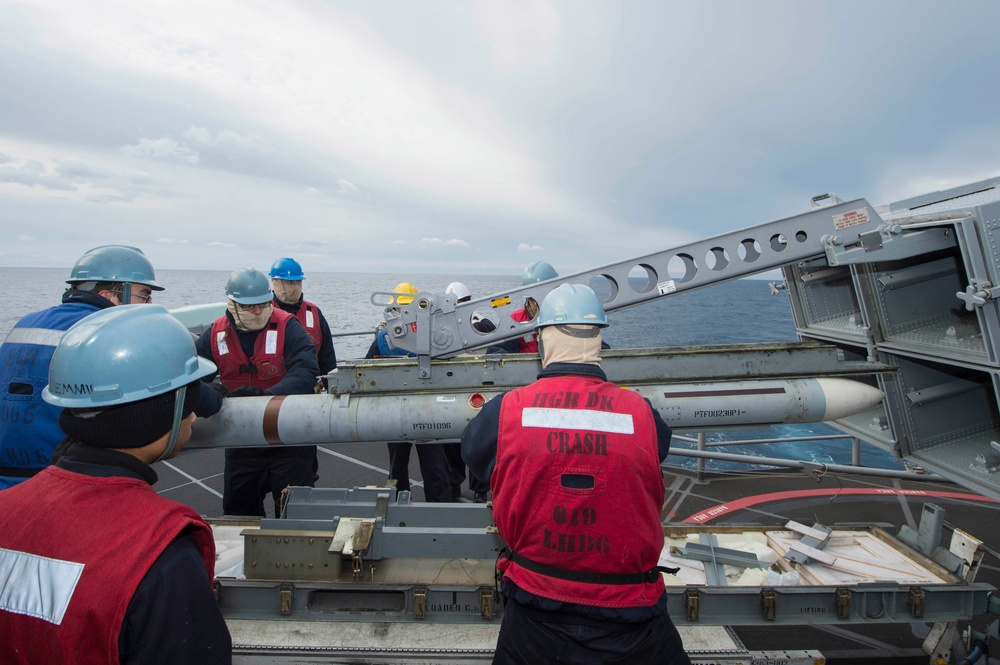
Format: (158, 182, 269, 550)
(295, 300, 323, 359)
(0, 467, 215, 664)
(510, 307, 538, 353)
(492, 374, 666, 608)
(210, 309, 293, 390)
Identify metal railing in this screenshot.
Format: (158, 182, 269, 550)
(668, 432, 944, 483)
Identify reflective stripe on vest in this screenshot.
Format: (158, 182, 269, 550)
(297, 301, 323, 357)
(0, 547, 83, 624)
(2, 328, 65, 346)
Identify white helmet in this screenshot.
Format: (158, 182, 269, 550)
(446, 281, 472, 303)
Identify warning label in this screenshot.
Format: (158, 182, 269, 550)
(833, 208, 870, 230)
(657, 280, 677, 295)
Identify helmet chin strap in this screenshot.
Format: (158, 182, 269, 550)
(155, 384, 188, 463)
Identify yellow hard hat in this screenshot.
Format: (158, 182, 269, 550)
(393, 282, 418, 305)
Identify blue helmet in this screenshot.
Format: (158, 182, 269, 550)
(66, 245, 163, 290)
(269, 257, 305, 281)
(521, 260, 558, 285)
(536, 284, 609, 329)
(42, 305, 216, 408)
(225, 268, 273, 305)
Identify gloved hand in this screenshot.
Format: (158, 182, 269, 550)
(230, 386, 269, 397)
(209, 381, 231, 398)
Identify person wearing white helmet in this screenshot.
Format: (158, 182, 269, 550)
(462, 284, 690, 665)
(195, 268, 321, 517)
(0, 305, 232, 664)
(365, 283, 452, 502)
(0, 245, 166, 490)
(443, 281, 492, 502)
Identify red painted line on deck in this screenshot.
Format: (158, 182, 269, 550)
(683, 488, 997, 524)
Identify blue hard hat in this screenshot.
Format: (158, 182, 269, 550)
(522, 261, 558, 285)
(536, 284, 609, 329)
(269, 257, 305, 281)
(225, 268, 273, 305)
(42, 305, 216, 408)
(66, 245, 164, 290)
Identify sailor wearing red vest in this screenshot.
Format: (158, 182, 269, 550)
(462, 284, 690, 664)
(0, 304, 231, 665)
(195, 268, 321, 517)
(491, 260, 559, 355)
(269, 257, 338, 382)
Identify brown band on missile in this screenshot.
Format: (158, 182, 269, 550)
(263, 395, 288, 444)
(662, 387, 787, 398)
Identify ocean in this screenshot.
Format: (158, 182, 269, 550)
(0, 267, 902, 471)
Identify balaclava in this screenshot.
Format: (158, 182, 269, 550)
(539, 324, 602, 368)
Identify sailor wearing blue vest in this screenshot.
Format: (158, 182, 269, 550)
(462, 284, 690, 664)
(0, 245, 165, 489)
(366, 283, 452, 502)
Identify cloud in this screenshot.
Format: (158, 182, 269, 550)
(13, 0, 573, 219)
(303, 186, 322, 195)
(0, 140, 193, 206)
(86, 193, 134, 203)
(417, 237, 469, 248)
(518, 243, 543, 252)
(157, 237, 190, 244)
(18, 234, 35, 241)
(0, 159, 77, 191)
(120, 137, 200, 164)
(183, 126, 271, 153)
(337, 178, 358, 194)
(207, 241, 237, 249)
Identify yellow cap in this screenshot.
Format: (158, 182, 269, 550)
(393, 282, 418, 305)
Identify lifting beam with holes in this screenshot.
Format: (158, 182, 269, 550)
(381, 196, 884, 376)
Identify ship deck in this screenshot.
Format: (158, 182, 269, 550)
(157, 441, 1000, 664)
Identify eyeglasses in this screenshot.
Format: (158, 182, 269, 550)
(236, 302, 270, 312)
(110, 290, 152, 303)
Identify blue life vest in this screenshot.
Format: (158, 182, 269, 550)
(0, 301, 103, 489)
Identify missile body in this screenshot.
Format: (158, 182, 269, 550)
(186, 378, 883, 450)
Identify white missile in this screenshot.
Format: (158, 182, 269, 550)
(186, 377, 884, 450)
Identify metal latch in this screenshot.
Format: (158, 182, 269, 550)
(957, 282, 1000, 311)
(835, 588, 851, 620)
(760, 588, 777, 621)
(481, 587, 494, 620)
(352, 551, 364, 581)
(279, 585, 293, 615)
(413, 588, 427, 620)
(684, 588, 700, 622)
(909, 587, 925, 619)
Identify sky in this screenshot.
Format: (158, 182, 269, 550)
(2, 0, 1000, 276)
